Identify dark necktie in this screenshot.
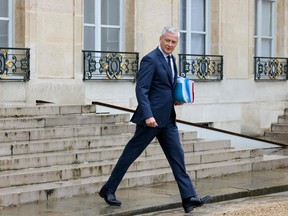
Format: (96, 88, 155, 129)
(167, 55, 174, 82)
(167, 55, 171, 69)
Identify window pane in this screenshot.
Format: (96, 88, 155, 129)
(191, 33, 205, 54)
(254, 38, 257, 56)
(261, 0, 272, 36)
(180, 33, 186, 53)
(101, 28, 119, 51)
(191, 0, 205, 32)
(0, 0, 8, 17)
(254, 0, 257, 36)
(84, 26, 95, 50)
(180, 0, 187, 30)
(0, 21, 8, 47)
(84, 0, 95, 24)
(261, 38, 271, 57)
(101, 0, 120, 25)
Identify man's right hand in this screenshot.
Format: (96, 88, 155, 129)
(145, 117, 158, 127)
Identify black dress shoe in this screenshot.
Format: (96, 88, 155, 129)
(182, 195, 213, 213)
(99, 186, 121, 206)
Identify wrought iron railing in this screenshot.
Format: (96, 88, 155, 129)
(83, 50, 139, 81)
(254, 57, 288, 81)
(178, 54, 223, 81)
(0, 47, 30, 81)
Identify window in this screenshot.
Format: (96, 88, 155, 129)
(0, 0, 13, 47)
(179, 0, 210, 54)
(254, 0, 276, 57)
(84, 0, 123, 51)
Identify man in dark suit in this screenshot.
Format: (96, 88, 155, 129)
(99, 26, 213, 213)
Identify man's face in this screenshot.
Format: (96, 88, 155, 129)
(159, 32, 179, 55)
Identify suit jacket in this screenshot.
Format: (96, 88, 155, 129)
(131, 47, 178, 127)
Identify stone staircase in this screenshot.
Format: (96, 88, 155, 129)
(0, 104, 288, 207)
(262, 108, 288, 145)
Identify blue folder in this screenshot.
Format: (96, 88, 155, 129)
(173, 76, 194, 103)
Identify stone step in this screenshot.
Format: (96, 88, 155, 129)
(0, 134, 132, 157)
(0, 139, 234, 171)
(0, 130, 200, 156)
(144, 139, 232, 157)
(0, 113, 131, 130)
(278, 115, 288, 124)
(0, 147, 260, 188)
(264, 131, 288, 140)
(0, 104, 283, 209)
(271, 123, 288, 133)
(191, 139, 231, 152)
(260, 107, 288, 145)
(0, 123, 136, 142)
(191, 154, 288, 179)
(0, 146, 127, 171)
(256, 136, 288, 145)
(0, 104, 96, 118)
(0, 154, 287, 207)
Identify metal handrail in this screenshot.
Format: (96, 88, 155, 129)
(92, 100, 286, 147)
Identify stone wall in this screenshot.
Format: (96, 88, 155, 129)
(1, 0, 288, 136)
(17, 0, 84, 104)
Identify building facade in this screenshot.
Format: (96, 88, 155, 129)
(0, 0, 288, 136)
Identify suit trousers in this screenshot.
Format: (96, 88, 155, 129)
(104, 119, 197, 200)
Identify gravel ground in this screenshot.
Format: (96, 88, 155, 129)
(213, 201, 288, 216)
(139, 192, 288, 216)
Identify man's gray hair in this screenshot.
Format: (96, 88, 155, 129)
(161, 26, 180, 37)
